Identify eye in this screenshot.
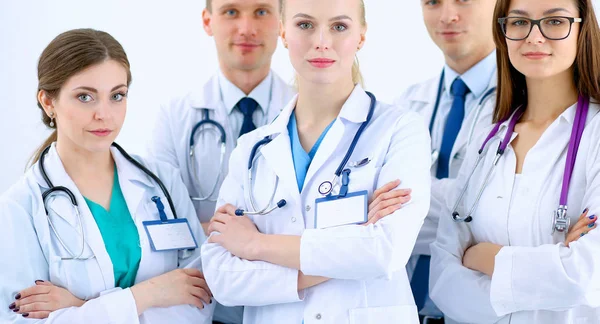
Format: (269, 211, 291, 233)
(111, 92, 126, 101)
(332, 24, 347, 32)
(511, 19, 530, 26)
(545, 17, 566, 26)
(77, 94, 93, 103)
(225, 9, 237, 16)
(424, 0, 440, 6)
(256, 9, 268, 17)
(298, 22, 313, 30)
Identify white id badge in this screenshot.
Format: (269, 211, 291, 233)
(142, 219, 198, 251)
(314, 190, 368, 229)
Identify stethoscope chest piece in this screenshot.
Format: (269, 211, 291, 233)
(552, 206, 571, 234)
(318, 181, 333, 196)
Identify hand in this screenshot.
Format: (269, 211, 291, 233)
(208, 204, 262, 260)
(201, 222, 210, 236)
(565, 209, 596, 247)
(10, 280, 84, 319)
(131, 268, 211, 315)
(462, 242, 503, 277)
(364, 179, 412, 226)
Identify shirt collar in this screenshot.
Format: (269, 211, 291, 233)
(444, 51, 497, 99)
(218, 69, 272, 115)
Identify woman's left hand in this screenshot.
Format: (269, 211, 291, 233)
(462, 242, 503, 277)
(208, 204, 262, 260)
(10, 280, 84, 319)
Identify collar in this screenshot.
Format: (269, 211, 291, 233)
(444, 51, 497, 99)
(262, 84, 371, 137)
(218, 69, 272, 115)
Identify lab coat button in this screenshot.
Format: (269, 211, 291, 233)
(315, 313, 322, 320)
(291, 217, 297, 223)
(306, 205, 311, 212)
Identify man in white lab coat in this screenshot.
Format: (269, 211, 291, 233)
(148, 1, 294, 323)
(395, 0, 498, 322)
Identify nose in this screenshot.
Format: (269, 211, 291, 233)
(314, 27, 332, 51)
(238, 14, 257, 38)
(440, 2, 459, 25)
(93, 101, 111, 120)
(526, 23, 545, 44)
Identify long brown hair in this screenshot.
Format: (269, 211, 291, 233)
(492, 0, 600, 122)
(29, 28, 132, 167)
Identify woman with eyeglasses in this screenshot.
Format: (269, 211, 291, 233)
(429, 0, 600, 323)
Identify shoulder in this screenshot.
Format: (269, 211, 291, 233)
(375, 99, 428, 132)
(0, 169, 40, 219)
(395, 75, 440, 106)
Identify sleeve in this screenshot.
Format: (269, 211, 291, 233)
(489, 129, 600, 315)
(411, 176, 452, 256)
(146, 99, 180, 170)
(299, 112, 431, 280)
(0, 197, 140, 324)
(429, 138, 507, 324)
(201, 137, 303, 307)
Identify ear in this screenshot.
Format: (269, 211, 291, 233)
(202, 8, 214, 36)
(279, 20, 288, 48)
(38, 90, 55, 116)
(357, 23, 367, 51)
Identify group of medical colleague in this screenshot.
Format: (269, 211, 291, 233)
(2, 0, 600, 323)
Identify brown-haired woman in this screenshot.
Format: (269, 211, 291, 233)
(429, 0, 600, 323)
(0, 29, 214, 323)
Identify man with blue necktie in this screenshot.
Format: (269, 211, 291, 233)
(395, 0, 498, 323)
(148, 1, 294, 323)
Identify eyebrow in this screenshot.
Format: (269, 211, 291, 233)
(72, 85, 128, 92)
(218, 2, 275, 11)
(508, 8, 572, 16)
(292, 13, 353, 21)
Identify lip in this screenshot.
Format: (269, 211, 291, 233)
(438, 31, 463, 39)
(523, 52, 551, 59)
(89, 129, 112, 137)
(234, 43, 261, 51)
(307, 58, 336, 68)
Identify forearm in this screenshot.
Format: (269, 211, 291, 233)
(297, 272, 329, 290)
(254, 233, 302, 270)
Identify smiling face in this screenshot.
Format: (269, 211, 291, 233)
(422, 0, 497, 66)
(40, 60, 128, 154)
(502, 0, 580, 80)
(203, 0, 281, 73)
(280, 0, 366, 85)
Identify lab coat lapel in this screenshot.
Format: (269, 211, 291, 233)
(303, 86, 371, 190)
(268, 73, 296, 122)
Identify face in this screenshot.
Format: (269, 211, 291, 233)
(203, 0, 280, 72)
(503, 0, 580, 79)
(40, 60, 128, 153)
(422, 0, 497, 62)
(281, 0, 366, 85)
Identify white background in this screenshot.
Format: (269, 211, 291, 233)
(0, 1, 597, 193)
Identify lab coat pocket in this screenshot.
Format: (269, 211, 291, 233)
(349, 305, 419, 324)
(49, 254, 98, 300)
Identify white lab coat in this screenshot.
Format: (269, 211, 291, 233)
(0, 144, 215, 323)
(430, 100, 600, 324)
(201, 85, 432, 324)
(148, 71, 296, 223)
(397, 73, 496, 257)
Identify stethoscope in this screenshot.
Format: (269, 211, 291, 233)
(188, 109, 227, 202)
(234, 91, 377, 216)
(430, 70, 497, 166)
(40, 142, 181, 260)
(451, 95, 589, 235)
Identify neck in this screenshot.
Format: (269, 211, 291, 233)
(524, 69, 578, 122)
(55, 139, 114, 181)
(445, 47, 495, 75)
(295, 76, 355, 128)
(219, 60, 271, 95)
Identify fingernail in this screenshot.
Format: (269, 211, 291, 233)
(35, 279, 44, 284)
(13, 307, 19, 312)
(589, 215, 596, 220)
(584, 208, 589, 214)
(589, 223, 595, 228)
(8, 302, 15, 310)
(581, 232, 587, 237)
(210, 299, 213, 304)
(14, 294, 20, 300)
(22, 313, 29, 318)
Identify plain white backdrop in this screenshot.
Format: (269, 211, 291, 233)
(0, 0, 597, 193)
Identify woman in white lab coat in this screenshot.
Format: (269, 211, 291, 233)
(200, 0, 431, 323)
(0, 29, 214, 323)
(430, 0, 600, 323)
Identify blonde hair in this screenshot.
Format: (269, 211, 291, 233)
(281, 0, 366, 86)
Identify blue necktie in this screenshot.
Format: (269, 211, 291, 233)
(436, 78, 470, 179)
(238, 97, 258, 137)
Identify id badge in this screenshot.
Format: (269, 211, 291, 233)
(142, 219, 198, 252)
(314, 190, 368, 229)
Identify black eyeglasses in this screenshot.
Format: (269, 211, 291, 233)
(498, 16, 582, 41)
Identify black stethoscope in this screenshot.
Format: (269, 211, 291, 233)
(188, 109, 227, 202)
(430, 70, 497, 165)
(40, 142, 181, 260)
(234, 91, 377, 216)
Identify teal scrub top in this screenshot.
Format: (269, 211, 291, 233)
(84, 166, 141, 289)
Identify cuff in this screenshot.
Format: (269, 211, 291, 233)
(103, 288, 139, 324)
(490, 246, 516, 316)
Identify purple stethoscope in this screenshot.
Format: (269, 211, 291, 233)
(451, 95, 589, 234)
